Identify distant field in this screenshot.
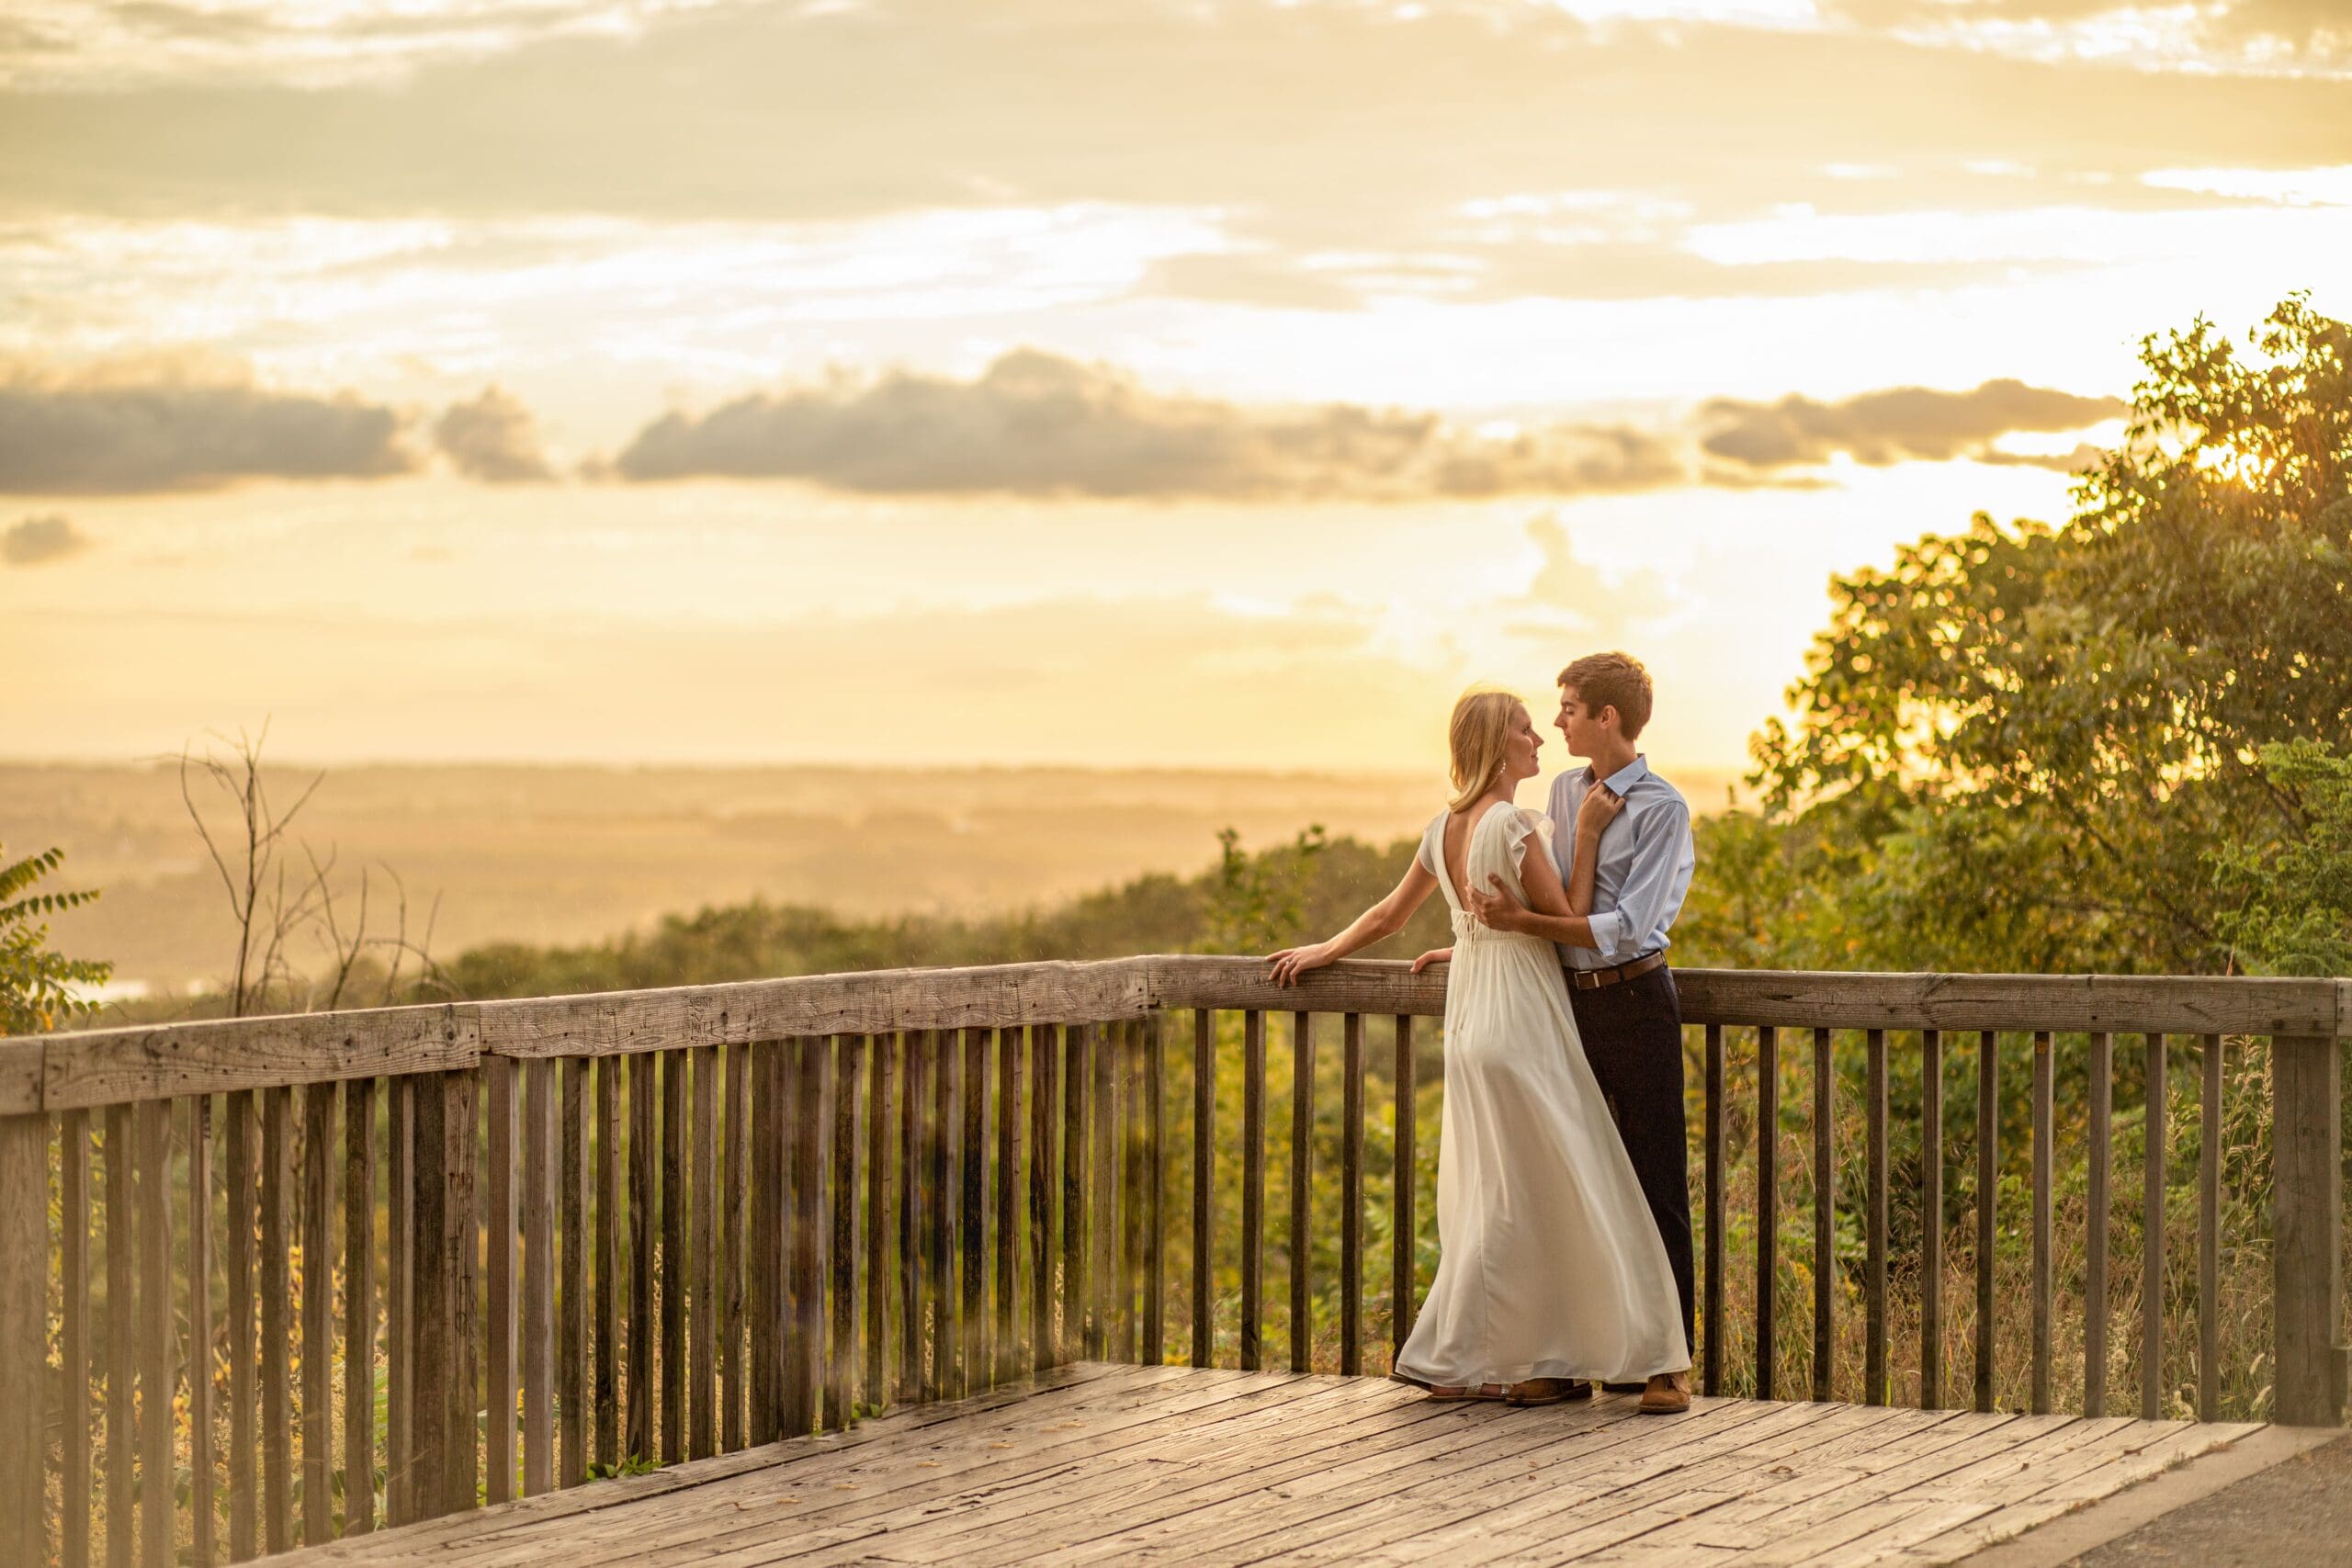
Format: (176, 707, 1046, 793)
(4, 760, 1740, 998)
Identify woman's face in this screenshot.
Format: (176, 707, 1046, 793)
(1503, 705, 1544, 783)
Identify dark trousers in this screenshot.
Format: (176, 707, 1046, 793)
(1567, 963, 1697, 1355)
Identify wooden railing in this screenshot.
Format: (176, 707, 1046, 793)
(0, 958, 2346, 1564)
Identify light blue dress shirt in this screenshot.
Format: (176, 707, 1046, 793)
(1544, 755, 1697, 970)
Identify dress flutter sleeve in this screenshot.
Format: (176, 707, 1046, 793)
(1414, 813, 1445, 878)
(1501, 809, 1555, 878)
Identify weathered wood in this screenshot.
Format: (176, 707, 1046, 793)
(476, 960, 1153, 1058)
(1758, 1025, 1778, 1402)
(105, 1102, 135, 1568)
(523, 1058, 559, 1495)
(748, 1042, 779, 1444)
(189, 1095, 217, 1561)
(625, 1053, 656, 1463)
(484, 1058, 518, 1506)
(2031, 1031, 2053, 1416)
(595, 1057, 621, 1473)
(688, 1044, 717, 1460)
(2143, 1031, 2166, 1420)
(260, 1086, 293, 1550)
(963, 1025, 989, 1388)
(447, 1071, 481, 1511)
(406, 1076, 449, 1521)
(1089, 1022, 1115, 1363)
(659, 1049, 685, 1463)
(0, 1038, 39, 1116)
(1189, 1012, 1213, 1371)
(2086, 1030, 2112, 1417)
(1865, 1028, 1887, 1407)
(1391, 1014, 1414, 1364)
(341, 1079, 375, 1538)
(994, 1025, 1020, 1382)
(46, 1004, 476, 1111)
(61, 1108, 92, 1568)
(830, 1034, 865, 1427)
(561, 1057, 591, 1484)
(1704, 1021, 1724, 1397)
(1240, 1010, 1264, 1372)
(720, 1043, 747, 1453)
(1921, 1029, 1943, 1412)
(379, 1080, 409, 1531)
(0, 1113, 47, 1568)
(932, 1028, 957, 1398)
(2273, 1032, 2342, 1426)
(1813, 1025, 1833, 1403)
(905, 1032, 927, 1404)
(298, 1083, 333, 1548)
(1116, 1021, 1142, 1366)
(1289, 1010, 1314, 1373)
(2199, 1032, 2222, 1423)
(874, 1032, 899, 1397)
(1029, 1024, 1058, 1374)
(1340, 1012, 1364, 1378)
(790, 1037, 827, 1434)
(1976, 1030, 1997, 1415)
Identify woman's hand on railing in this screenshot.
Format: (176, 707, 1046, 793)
(1266, 942, 1337, 987)
(1408, 947, 1452, 974)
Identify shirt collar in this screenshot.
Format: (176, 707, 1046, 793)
(1595, 755, 1651, 795)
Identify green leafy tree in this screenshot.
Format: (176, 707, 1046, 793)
(1749, 297, 2351, 973)
(1, 844, 113, 1034)
(2210, 739, 2352, 976)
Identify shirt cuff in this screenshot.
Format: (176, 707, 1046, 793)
(1585, 908, 1627, 957)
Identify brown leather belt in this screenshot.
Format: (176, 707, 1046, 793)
(1566, 952, 1668, 991)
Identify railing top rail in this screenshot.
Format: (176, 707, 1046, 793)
(10, 956, 2346, 1113)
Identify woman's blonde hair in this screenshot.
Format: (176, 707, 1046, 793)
(1447, 688, 1525, 812)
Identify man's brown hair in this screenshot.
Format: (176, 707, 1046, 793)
(1557, 651, 1654, 741)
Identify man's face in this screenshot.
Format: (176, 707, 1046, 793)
(1554, 684, 1611, 761)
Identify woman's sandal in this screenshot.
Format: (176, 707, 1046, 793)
(1505, 1377, 1589, 1406)
(1424, 1382, 1511, 1402)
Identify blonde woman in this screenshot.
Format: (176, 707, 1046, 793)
(1267, 689, 1691, 1406)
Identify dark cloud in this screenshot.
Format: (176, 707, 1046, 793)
(434, 386, 554, 483)
(1699, 379, 2122, 469)
(0, 367, 412, 493)
(611, 349, 1688, 502)
(2, 513, 91, 565)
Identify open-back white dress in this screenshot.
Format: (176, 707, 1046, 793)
(1391, 803, 1691, 1389)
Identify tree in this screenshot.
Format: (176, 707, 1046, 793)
(1, 844, 113, 1034)
(2210, 739, 2352, 976)
(1749, 297, 2351, 973)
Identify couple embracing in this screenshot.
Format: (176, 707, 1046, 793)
(1268, 653, 1697, 1415)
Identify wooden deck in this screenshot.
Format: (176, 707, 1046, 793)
(278, 1364, 2265, 1567)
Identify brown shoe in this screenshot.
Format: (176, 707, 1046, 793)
(1505, 1378, 1593, 1407)
(1638, 1371, 1692, 1415)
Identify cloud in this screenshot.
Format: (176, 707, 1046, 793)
(434, 386, 554, 482)
(2, 512, 90, 564)
(0, 364, 412, 493)
(1698, 378, 2122, 469)
(612, 349, 1690, 502)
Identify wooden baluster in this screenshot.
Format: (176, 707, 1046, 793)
(2086, 1031, 2111, 1417)
(1090, 1022, 1115, 1362)
(1143, 1012, 1166, 1369)
(1239, 1010, 1265, 1372)
(445, 1072, 481, 1514)
(1812, 1027, 1833, 1403)
(904, 1032, 926, 1403)
(1756, 1025, 1777, 1402)
(298, 1085, 333, 1547)
(1703, 1023, 1724, 1397)
(1118, 1021, 1143, 1365)
(1193, 1010, 1215, 1370)
(379, 1082, 407, 1531)
(1392, 1015, 1415, 1365)
(1340, 1012, 1364, 1377)
(595, 1058, 621, 1473)
(2273, 1032, 2342, 1427)
(484, 1059, 518, 1506)
(1864, 1030, 1887, 1408)
(626, 1053, 657, 1461)
(747, 1042, 778, 1445)
(187, 1097, 216, 1562)
(523, 1059, 558, 1495)
(963, 1026, 989, 1386)
(62, 1109, 92, 1568)
(2143, 1032, 2166, 1419)
(2031, 1032, 2053, 1416)
(107, 1103, 137, 1568)
(137, 1100, 175, 1568)
(660, 1049, 686, 1463)
(2198, 1034, 2222, 1423)
(1028, 1023, 1057, 1372)
(0, 1110, 48, 1568)
(407, 1077, 447, 1521)
(792, 1038, 827, 1431)
(562, 1057, 591, 1483)
(829, 1033, 864, 1427)
(690, 1045, 718, 1460)
(933, 1030, 958, 1396)
(1289, 1010, 1315, 1374)
(873, 1032, 899, 1398)
(996, 1026, 1021, 1383)
(722, 1043, 749, 1452)
(260, 1088, 292, 1549)
(1976, 1031, 1997, 1415)
(340, 1083, 373, 1539)
(1921, 1030, 1942, 1411)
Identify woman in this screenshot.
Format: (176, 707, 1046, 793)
(1267, 688, 1691, 1404)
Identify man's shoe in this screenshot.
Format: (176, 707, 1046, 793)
(1504, 1378, 1593, 1406)
(1638, 1371, 1692, 1415)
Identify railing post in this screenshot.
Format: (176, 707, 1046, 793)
(0, 1111, 47, 1568)
(2273, 1033, 2342, 1427)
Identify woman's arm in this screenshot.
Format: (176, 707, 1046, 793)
(1565, 786, 1624, 916)
(1268, 857, 1440, 986)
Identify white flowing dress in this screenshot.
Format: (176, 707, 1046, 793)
(1392, 804, 1691, 1389)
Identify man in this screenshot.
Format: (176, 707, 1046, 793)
(1467, 651, 1697, 1415)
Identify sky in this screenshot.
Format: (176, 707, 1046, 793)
(2, 0, 2348, 781)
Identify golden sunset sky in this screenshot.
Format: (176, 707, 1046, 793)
(2, 0, 2348, 779)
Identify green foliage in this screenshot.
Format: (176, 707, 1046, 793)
(1747, 297, 2352, 974)
(0, 842, 112, 1034)
(2210, 739, 2352, 976)
(1201, 824, 1327, 955)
